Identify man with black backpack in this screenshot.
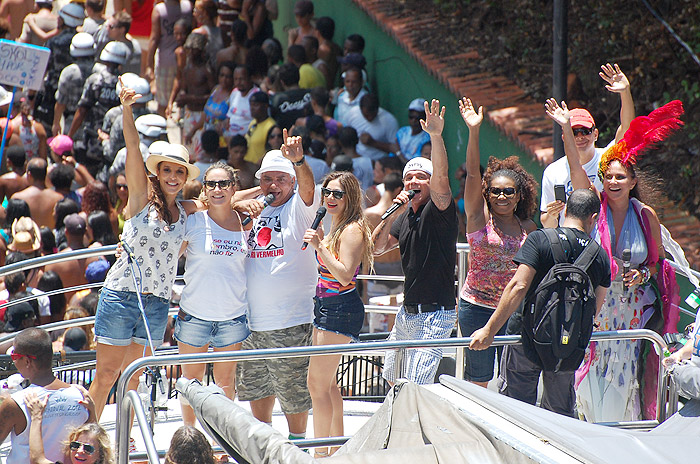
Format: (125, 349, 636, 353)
(470, 188, 610, 417)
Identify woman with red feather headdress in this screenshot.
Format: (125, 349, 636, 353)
(546, 98, 684, 423)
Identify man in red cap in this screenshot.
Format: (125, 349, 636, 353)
(540, 63, 635, 227)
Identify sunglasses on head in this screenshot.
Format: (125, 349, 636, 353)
(572, 127, 594, 136)
(203, 179, 233, 190)
(488, 187, 517, 197)
(10, 352, 36, 361)
(70, 441, 96, 455)
(321, 187, 345, 199)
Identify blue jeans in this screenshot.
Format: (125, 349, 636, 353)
(94, 288, 169, 346)
(459, 299, 505, 382)
(313, 289, 365, 341)
(174, 310, 250, 348)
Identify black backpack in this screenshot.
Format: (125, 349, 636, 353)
(521, 228, 599, 372)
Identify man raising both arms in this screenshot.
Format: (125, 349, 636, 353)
(372, 99, 458, 385)
(540, 63, 634, 227)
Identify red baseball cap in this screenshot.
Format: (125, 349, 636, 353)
(569, 108, 595, 129)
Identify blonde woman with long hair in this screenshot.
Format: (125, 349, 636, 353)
(302, 171, 373, 458)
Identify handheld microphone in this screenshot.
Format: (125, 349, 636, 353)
(242, 193, 275, 226)
(301, 206, 327, 250)
(622, 248, 631, 292)
(381, 190, 416, 220)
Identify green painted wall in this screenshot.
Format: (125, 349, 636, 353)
(273, 0, 544, 193)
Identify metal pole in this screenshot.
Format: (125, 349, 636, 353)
(552, 0, 568, 160)
(394, 347, 405, 380)
(455, 245, 469, 380)
(120, 390, 161, 464)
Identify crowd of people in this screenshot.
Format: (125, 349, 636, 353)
(0, 0, 693, 460)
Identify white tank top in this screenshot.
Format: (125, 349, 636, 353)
(7, 385, 89, 464)
(180, 211, 249, 320)
(104, 202, 186, 300)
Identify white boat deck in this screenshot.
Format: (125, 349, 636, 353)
(1, 395, 382, 460)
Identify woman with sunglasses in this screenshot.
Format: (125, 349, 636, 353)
(174, 162, 251, 426)
(303, 171, 373, 458)
(458, 97, 538, 387)
(546, 98, 682, 422)
(25, 392, 114, 464)
(89, 80, 200, 421)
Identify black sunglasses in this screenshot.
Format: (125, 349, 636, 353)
(203, 179, 233, 190)
(489, 187, 517, 197)
(573, 127, 594, 136)
(321, 187, 345, 200)
(116, 183, 128, 190)
(70, 441, 96, 455)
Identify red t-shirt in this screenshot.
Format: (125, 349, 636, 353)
(130, 0, 154, 37)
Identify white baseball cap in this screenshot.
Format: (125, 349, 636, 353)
(408, 98, 426, 112)
(255, 150, 296, 179)
(403, 157, 433, 178)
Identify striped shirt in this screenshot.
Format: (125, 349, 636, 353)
(316, 252, 359, 298)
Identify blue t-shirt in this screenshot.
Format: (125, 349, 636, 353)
(396, 126, 430, 160)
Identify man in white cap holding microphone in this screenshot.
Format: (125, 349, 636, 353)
(372, 99, 458, 385)
(237, 130, 321, 442)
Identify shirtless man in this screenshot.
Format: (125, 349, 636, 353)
(215, 19, 248, 68)
(0, 145, 28, 202)
(364, 171, 404, 331)
(11, 158, 63, 228)
(0, 0, 34, 39)
(168, 32, 214, 148)
(10, 96, 47, 161)
(45, 214, 87, 301)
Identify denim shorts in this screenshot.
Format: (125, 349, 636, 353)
(459, 299, 506, 382)
(313, 289, 365, 341)
(94, 288, 169, 347)
(174, 310, 250, 348)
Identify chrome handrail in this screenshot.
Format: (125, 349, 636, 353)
(115, 329, 668, 463)
(0, 309, 183, 346)
(122, 390, 161, 464)
(0, 245, 117, 277)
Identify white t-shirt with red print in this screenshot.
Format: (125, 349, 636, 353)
(245, 185, 321, 331)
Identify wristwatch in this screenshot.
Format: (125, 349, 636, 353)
(293, 158, 306, 166)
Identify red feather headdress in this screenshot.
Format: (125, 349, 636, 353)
(598, 100, 684, 179)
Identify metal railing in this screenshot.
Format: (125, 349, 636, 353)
(114, 329, 669, 464)
(0, 242, 693, 461)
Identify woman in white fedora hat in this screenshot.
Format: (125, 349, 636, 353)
(89, 78, 201, 421)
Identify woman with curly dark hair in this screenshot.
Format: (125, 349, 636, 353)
(80, 181, 119, 236)
(458, 97, 538, 387)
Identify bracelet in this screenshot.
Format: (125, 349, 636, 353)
(293, 158, 306, 167)
(639, 266, 651, 284)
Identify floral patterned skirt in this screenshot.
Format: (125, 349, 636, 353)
(575, 281, 658, 422)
